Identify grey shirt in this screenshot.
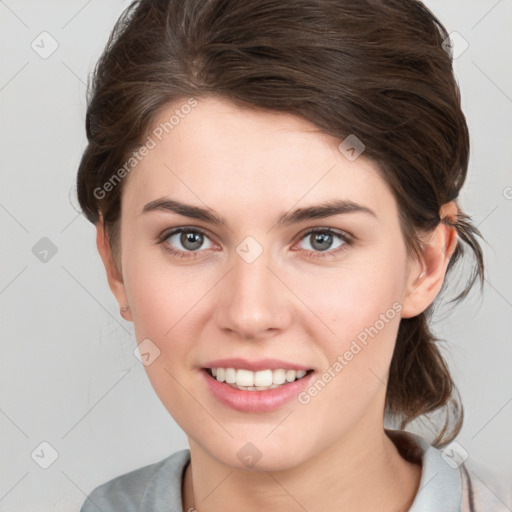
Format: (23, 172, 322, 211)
(80, 430, 510, 511)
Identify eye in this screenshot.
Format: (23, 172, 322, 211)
(294, 228, 352, 259)
(157, 227, 216, 259)
(157, 226, 353, 260)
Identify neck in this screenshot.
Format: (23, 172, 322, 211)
(182, 423, 421, 512)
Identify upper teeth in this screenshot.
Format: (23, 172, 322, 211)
(211, 368, 307, 387)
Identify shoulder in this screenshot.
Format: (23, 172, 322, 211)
(386, 429, 512, 511)
(80, 448, 191, 512)
(460, 458, 512, 512)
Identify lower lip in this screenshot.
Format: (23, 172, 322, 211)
(202, 369, 315, 413)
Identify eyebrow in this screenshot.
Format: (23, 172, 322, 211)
(141, 197, 376, 227)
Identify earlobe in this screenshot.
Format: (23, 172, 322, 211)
(95, 218, 133, 321)
(400, 202, 459, 319)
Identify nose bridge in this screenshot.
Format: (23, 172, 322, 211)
(216, 240, 290, 339)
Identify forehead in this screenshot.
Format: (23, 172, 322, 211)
(121, 96, 396, 223)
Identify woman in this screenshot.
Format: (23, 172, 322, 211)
(77, 0, 509, 510)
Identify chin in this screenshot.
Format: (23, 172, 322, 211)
(199, 436, 311, 473)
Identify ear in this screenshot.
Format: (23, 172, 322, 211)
(401, 202, 459, 319)
(96, 217, 133, 322)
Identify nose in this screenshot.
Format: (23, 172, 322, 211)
(214, 248, 293, 341)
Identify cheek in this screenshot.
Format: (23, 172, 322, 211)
(122, 240, 205, 337)
(291, 265, 404, 436)
(121, 251, 209, 427)
(294, 248, 406, 340)
(288, 246, 407, 402)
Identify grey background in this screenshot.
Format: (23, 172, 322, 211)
(0, 1, 511, 510)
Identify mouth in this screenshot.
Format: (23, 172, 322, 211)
(204, 367, 314, 391)
(201, 365, 315, 412)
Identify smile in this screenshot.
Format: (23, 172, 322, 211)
(202, 367, 315, 413)
(207, 367, 310, 391)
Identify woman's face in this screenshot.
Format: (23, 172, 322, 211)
(108, 96, 422, 470)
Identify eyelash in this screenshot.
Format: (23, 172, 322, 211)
(156, 226, 353, 261)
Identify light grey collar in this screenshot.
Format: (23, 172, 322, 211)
(137, 430, 463, 511)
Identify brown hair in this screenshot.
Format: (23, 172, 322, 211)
(77, 0, 484, 447)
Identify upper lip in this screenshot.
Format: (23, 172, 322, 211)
(202, 358, 312, 372)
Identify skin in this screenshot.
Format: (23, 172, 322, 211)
(96, 96, 458, 512)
